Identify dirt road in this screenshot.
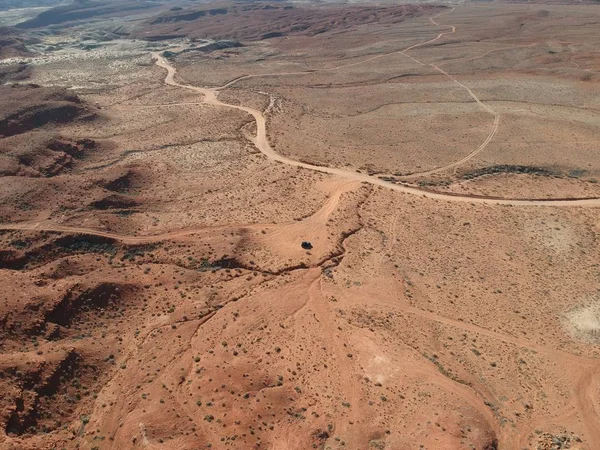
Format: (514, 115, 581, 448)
(152, 53, 600, 207)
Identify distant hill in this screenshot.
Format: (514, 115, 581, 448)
(134, 3, 443, 42)
(15, 0, 160, 29)
(0, 0, 67, 12)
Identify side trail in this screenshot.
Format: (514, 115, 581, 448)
(216, 8, 498, 180)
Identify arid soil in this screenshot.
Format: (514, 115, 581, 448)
(1, 2, 600, 450)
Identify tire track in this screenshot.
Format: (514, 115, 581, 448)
(396, 8, 500, 179)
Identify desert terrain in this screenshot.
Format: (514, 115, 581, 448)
(0, 0, 599, 449)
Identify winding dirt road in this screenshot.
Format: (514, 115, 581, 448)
(152, 52, 600, 207)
